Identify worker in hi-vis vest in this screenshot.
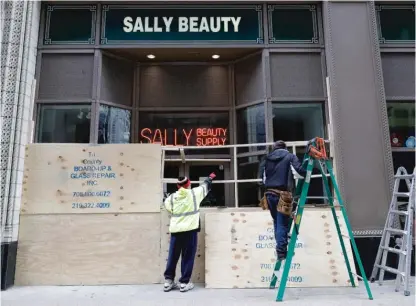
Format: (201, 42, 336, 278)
(163, 173, 216, 293)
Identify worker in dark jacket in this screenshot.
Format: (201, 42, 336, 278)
(258, 140, 306, 260)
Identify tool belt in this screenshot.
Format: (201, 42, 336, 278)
(259, 189, 293, 216)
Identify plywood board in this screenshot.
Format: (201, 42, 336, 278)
(15, 213, 161, 285)
(21, 144, 162, 214)
(205, 208, 358, 288)
(160, 208, 206, 283)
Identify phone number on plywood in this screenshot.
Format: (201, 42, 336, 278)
(72, 203, 111, 209)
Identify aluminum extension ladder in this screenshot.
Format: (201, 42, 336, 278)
(269, 138, 373, 302)
(370, 167, 415, 296)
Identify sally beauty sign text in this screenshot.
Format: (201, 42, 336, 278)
(101, 5, 264, 44)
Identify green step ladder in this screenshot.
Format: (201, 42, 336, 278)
(268, 138, 374, 302)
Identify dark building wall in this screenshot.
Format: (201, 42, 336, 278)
(38, 54, 94, 101)
(101, 54, 135, 106)
(138, 64, 230, 107)
(269, 53, 325, 99)
(381, 53, 415, 99)
(234, 53, 264, 105)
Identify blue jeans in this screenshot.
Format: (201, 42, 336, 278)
(164, 231, 198, 284)
(266, 193, 290, 256)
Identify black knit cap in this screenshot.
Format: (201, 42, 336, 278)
(273, 140, 287, 150)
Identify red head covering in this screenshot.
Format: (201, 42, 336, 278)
(177, 176, 191, 189)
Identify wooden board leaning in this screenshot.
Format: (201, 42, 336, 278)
(205, 208, 358, 289)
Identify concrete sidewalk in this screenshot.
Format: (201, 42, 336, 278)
(2, 279, 415, 306)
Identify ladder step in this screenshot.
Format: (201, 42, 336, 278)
(351, 272, 364, 280)
(390, 210, 409, 216)
(375, 265, 405, 277)
(394, 174, 414, 179)
(381, 246, 407, 255)
(386, 228, 408, 235)
(394, 192, 410, 197)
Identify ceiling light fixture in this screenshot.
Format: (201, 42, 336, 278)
(147, 54, 156, 59)
(212, 54, 220, 59)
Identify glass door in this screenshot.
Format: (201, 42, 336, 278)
(187, 163, 227, 207)
(163, 162, 182, 196)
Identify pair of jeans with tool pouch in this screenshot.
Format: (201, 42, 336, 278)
(260, 189, 293, 256)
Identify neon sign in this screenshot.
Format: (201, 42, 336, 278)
(140, 128, 227, 146)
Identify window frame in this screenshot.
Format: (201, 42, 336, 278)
(267, 4, 319, 44)
(376, 4, 415, 44)
(386, 101, 415, 152)
(270, 102, 327, 142)
(36, 103, 92, 143)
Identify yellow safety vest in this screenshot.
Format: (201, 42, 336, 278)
(164, 183, 208, 233)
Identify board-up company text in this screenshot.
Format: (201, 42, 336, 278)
(70, 151, 115, 209)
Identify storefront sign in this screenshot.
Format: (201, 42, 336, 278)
(140, 128, 228, 146)
(101, 5, 263, 44)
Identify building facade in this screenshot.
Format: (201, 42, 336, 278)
(1, 1, 415, 289)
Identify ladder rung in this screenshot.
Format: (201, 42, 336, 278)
(390, 210, 409, 216)
(381, 246, 407, 255)
(351, 272, 364, 280)
(394, 174, 414, 179)
(394, 192, 410, 197)
(341, 234, 350, 239)
(386, 228, 408, 235)
(375, 265, 405, 277)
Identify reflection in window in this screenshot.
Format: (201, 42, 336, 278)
(272, 103, 324, 141)
(387, 103, 415, 148)
(378, 5, 415, 42)
(37, 104, 91, 143)
(98, 105, 131, 144)
(237, 104, 266, 153)
(139, 112, 229, 154)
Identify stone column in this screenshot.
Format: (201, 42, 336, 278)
(322, 1, 394, 235)
(0, 0, 40, 290)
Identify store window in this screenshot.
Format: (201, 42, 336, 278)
(388, 102, 415, 193)
(44, 5, 96, 45)
(272, 103, 325, 141)
(138, 112, 229, 154)
(236, 104, 266, 207)
(268, 5, 318, 43)
(387, 102, 415, 149)
(98, 105, 131, 144)
(238, 155, 263, 207)
(37, 104, 91, 143)
(236, 104, 266, 152)
(377, 5, 415, 43)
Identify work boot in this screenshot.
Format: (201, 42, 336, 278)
(163, 279, 178, 292)
(179, 282, 195, 292)
(277, 253, 286, 261)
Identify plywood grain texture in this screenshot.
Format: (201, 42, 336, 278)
(15, 213, 161, 285)
(21, 144, 162, 214)
(205, 208, 358, 288)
